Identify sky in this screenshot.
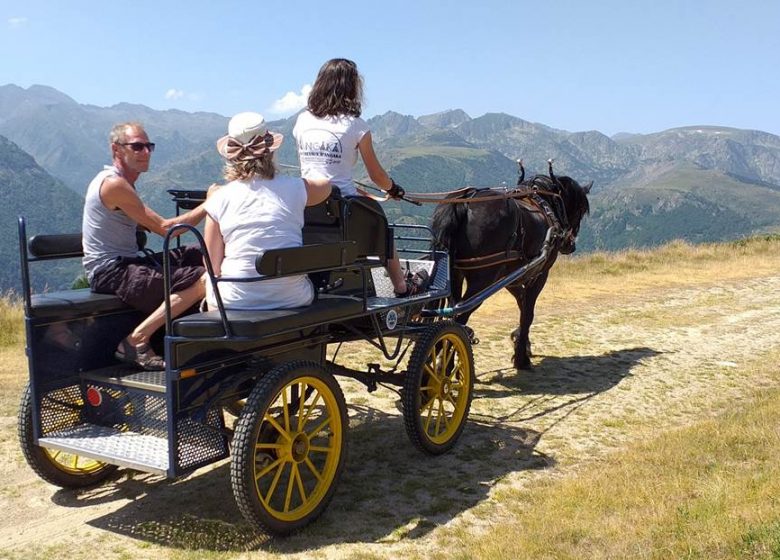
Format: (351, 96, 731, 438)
(1, 0, 779, 137)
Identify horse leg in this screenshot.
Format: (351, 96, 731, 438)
(452, 271, 487, 343)
(507, 272, 547, 370)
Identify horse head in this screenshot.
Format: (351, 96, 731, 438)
(555, 176, 591, 254)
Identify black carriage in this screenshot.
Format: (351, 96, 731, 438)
(16, 191, 479, 535)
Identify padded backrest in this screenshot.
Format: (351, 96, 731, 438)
(303, 194, 390, 262)
(28, 233, 83, 259)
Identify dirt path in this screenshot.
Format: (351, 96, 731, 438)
(1, 275, 779, 559)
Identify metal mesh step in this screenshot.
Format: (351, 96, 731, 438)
(82, 367, 165, 392)
(39, 424, 169, 475)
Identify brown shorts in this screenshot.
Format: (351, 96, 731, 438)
(91, 246, 205, 314)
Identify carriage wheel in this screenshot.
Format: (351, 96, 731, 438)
(230, 361, 347, 535)
(402, 321, 474, 455)
(17, 383, 118, 488)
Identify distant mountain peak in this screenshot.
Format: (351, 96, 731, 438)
(417, 109, 471, 129)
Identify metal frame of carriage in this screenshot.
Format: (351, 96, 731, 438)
(16, 188, 557, 536)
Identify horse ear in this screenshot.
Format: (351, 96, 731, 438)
(583, 180, 593, 194)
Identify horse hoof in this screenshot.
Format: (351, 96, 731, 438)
(512, 354, 532, 370)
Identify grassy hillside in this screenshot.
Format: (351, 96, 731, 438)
(0, 135, 84, 292)
(579, 163, 780, 250)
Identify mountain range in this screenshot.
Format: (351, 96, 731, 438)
(1, 83, 780, 291)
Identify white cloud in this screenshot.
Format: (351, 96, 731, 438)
(8, 17, 28, 28)
(270, 84, 312, 115)
(165, 88, 185, 101)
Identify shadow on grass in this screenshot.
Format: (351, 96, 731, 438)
(471, 346, 660, 434)
(478, 346, 660, 397)
(47, 397, 550, 552)
(45, 348, 655, 552)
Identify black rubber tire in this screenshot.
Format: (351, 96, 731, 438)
(402, 321, 474, 455)
(230, 361, 348, 535)
(18, 383, 118, 488)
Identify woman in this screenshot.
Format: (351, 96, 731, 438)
(204, 112, 332, 310)
(293, 58, 428, 297)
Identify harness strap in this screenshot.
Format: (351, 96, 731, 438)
(452, 193, 561, 272)
(454, 250, 524, 271)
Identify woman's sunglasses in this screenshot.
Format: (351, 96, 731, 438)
(118, 142, 156, 153)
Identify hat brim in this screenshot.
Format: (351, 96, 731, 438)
(216, 132, 284, 159)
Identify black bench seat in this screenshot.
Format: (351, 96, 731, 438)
(171, 295, 364, 339)
(30, 289, 131, 319)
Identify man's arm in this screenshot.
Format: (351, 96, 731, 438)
(100, 176, 206, 236)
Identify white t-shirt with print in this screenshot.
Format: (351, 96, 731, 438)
(204, 175, 314, 310)
(293, 110, 370, 197)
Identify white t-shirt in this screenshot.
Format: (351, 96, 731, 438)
(293, 110, 370, 197)
(204, 175, 314, 310)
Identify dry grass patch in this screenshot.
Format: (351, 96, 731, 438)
(450, 360, 780, 559)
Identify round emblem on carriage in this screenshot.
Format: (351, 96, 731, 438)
(385, 309, 398, 330)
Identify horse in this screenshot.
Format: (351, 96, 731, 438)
(430, 163, 591, 369)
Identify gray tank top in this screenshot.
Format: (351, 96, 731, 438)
(82, 166, 139, 283)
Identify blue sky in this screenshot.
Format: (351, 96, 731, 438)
(2, 0, 779, 136)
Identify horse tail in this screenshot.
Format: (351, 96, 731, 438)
(431, 201, 468, 305)
(431, 202, 462, 252)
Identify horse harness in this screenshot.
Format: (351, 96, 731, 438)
(445, 180, 570, 272)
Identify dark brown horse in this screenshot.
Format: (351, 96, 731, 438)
(431, 165, 591, 369)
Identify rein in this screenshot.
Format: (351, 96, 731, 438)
(405, 185, 563, 204)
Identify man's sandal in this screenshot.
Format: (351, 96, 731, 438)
(115, 339, 165, 371)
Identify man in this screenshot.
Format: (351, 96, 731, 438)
(82, 122, 206, 370)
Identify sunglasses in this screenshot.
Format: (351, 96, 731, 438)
(118, 142, 156, 153)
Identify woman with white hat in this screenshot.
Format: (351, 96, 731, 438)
(204, 112, 332, 309)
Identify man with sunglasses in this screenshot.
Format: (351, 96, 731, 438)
(82, 121, 207, 370)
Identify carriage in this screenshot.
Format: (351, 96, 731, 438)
(17, 158, 587, 536)
(17, 191, 484, 535)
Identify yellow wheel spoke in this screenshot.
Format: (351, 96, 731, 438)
(294, 463, 307, 505)
(281, 387, 291, 433)
(445, 392, 458, 407)
(309, 444, 332, 454)
(423, 362, 440, 382)
(445, 361, 462, 383)
(296, 381, 307, 429)
(284, 464, 297, 512)
(304, 457, 324, 483)
(255, 442, 283, 451)
(307, 416, 331, 438)
(255, 455, 284, 480)
(423, 394, 436, 433)
(420, 394, 436, 413)
(264, 414, 291, 441)
(299, 391, 323, 432)
(443, 343, 455, 373)
(433, 399, 445, 435)
(261, 460, 286, 505)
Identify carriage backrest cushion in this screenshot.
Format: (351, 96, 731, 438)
(303, 194, 390, 262)
(28, 233, 83, 259)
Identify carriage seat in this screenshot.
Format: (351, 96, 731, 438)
(25, 232, 133, 319)
(30, 290, 130, 319)
(171, 294, 363, 338)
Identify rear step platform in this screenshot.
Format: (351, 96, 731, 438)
(81, 366, 165, 392)
(39, 424, 169, 474)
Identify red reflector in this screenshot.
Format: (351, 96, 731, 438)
(86, 387, 103, 407)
